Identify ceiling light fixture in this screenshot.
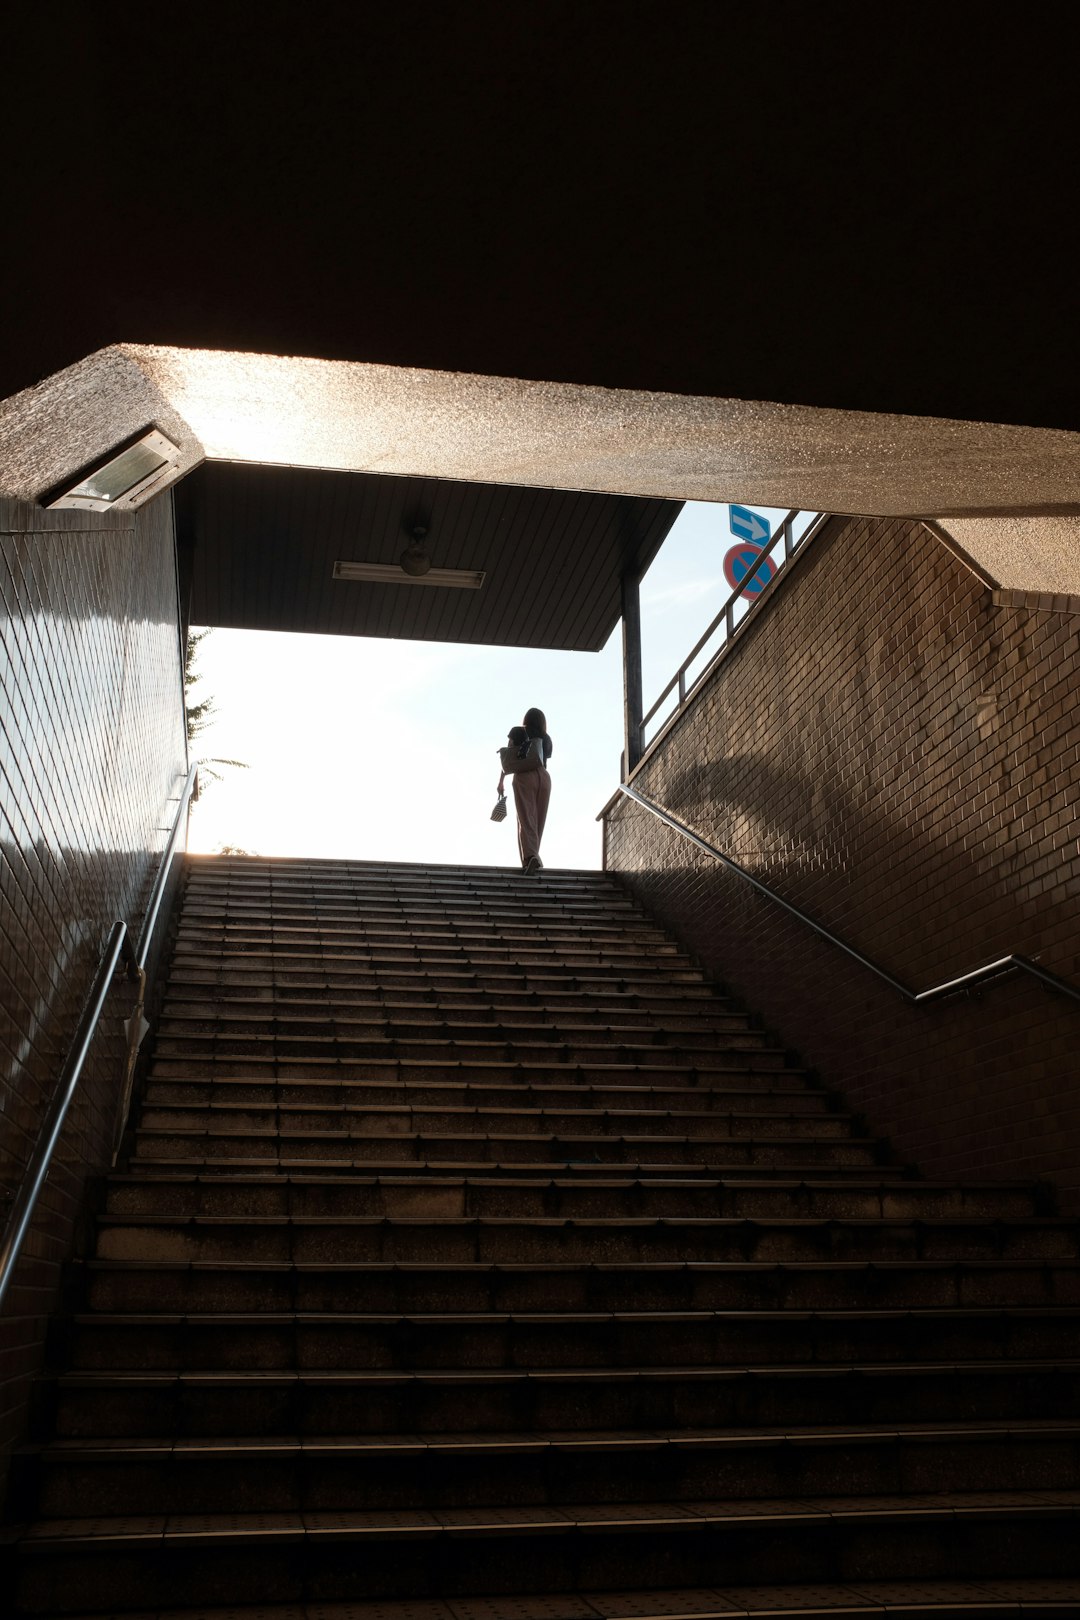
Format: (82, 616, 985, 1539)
(333, 560, 486, 589)
(399, 540, 432, 576)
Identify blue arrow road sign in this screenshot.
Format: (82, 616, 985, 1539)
(729, 504, 772, 545)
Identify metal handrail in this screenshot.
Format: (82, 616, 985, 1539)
(135, 762, 199, 970)
(0, 763, 199, 1314)
(640, 509, 830, 742)
(0, 924, 137, 1313)
(615, 782, 1080, 1008)
(110, 761, 201, 1158)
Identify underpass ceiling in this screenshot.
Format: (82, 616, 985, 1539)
(2, 14, 1076, 435)
(179, 461, 681, 651)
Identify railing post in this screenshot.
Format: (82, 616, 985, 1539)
(621, 570, 644, 775)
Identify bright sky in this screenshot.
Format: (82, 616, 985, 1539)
(186, 502, 795, 869)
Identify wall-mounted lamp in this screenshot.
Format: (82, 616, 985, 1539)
(46, 428, 182, 512)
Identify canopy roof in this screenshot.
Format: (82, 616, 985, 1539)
(179, 460, 680, 651)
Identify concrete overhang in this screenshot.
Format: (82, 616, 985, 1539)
(4, 345, 1080, 622)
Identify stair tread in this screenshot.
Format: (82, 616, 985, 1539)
(148, 1049, 790, 1062)
(107, 1179, 913, 1192)
(103, 1170, 1042, 1190)
(38, 1578, 1080, 1620)
(84, 1256, 1080, 1273)
(36, 1416, 1080, 1455)
(94, 1213, 1066, 1229)
(99, 1172, 1029, 1198)
(165, 986, 725, 1002)
(71, 1304, 1080, 1324)
(127, 1157, 894, 1176)
(133, 1128, 873, 1143)
(54, 1356, 1080, 1386)
(134, 1108, 851, 1123)
(17, 1487, 1080, 1548)
(143, 1075, 819, 1088)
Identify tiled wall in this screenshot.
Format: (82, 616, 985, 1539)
(605, 516, 1080, 1206)
(0, 492, 187, 1465)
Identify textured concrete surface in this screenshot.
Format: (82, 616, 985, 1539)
(129, 345, 1080, 518)
(3, 346, 1080, 524)
(0, 348, 202, 502)
(937, 514, 1080, 597)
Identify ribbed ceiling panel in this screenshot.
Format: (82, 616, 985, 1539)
(181, 463, 681, 651)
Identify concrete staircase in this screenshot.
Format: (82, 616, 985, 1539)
(7, 857, 1080, 1618)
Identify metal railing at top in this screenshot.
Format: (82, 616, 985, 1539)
(615, 782, 1080, 1009)
(0, 763, 199, 1315)
(639, 509, 830, 756)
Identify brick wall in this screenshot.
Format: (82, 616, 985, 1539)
(605, 516, 1080, 1206)
(0, 491, 187, 1466)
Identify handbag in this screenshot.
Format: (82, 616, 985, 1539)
(499, 739, 542, 775)
(490, 791, 508, 823)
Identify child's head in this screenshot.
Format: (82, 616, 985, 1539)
(507, 726, 528, 748)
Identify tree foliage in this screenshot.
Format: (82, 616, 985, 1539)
(184, 629, 252, 818)
(184, 628, 217, 742)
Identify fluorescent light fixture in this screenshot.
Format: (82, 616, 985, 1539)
(48, 428, 182, 511)
(333, 561, 485, 589)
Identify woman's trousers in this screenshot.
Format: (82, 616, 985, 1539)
(513, 768, 551, 865)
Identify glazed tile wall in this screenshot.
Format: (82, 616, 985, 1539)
(605, 516, 1080, 1206)
(0, 492, 187, 1465)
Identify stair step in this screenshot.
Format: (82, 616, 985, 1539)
(134, 1106, 856, 1143)
(155, 1015, 759, 1045)
(101, 1172, 1042, 1220)
(147, 1054, 799, 1080)
(63, 1306, 1080, 1371)
(167, 963, 714, 989)
(90, 1214, 1080, 1266)
(149, 1043, 794, 1069)
(82, 1257, 1080, 1314)
(181, 884, 640, 903)
(174, 927, 681, 952)
(164, 983, 728, 1008)
(27, 1422, 1080, 1518)
(156, 1004, 757, 1030)
(168, 942, 695, 961)
(125, 1154, 901, 1184)
(166, 911, 700, 927)
(30, 1581, 1080, 1620)
(14, 1492, 1080, 1612)
(131, 1130, 882, 1166)
(140, 1079, 830, 1116)
(49, 1360, 1080, 1438)
(150, 1041, 784, 1070)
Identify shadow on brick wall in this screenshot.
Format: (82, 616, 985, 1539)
(606, 515, 1080, 1208)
